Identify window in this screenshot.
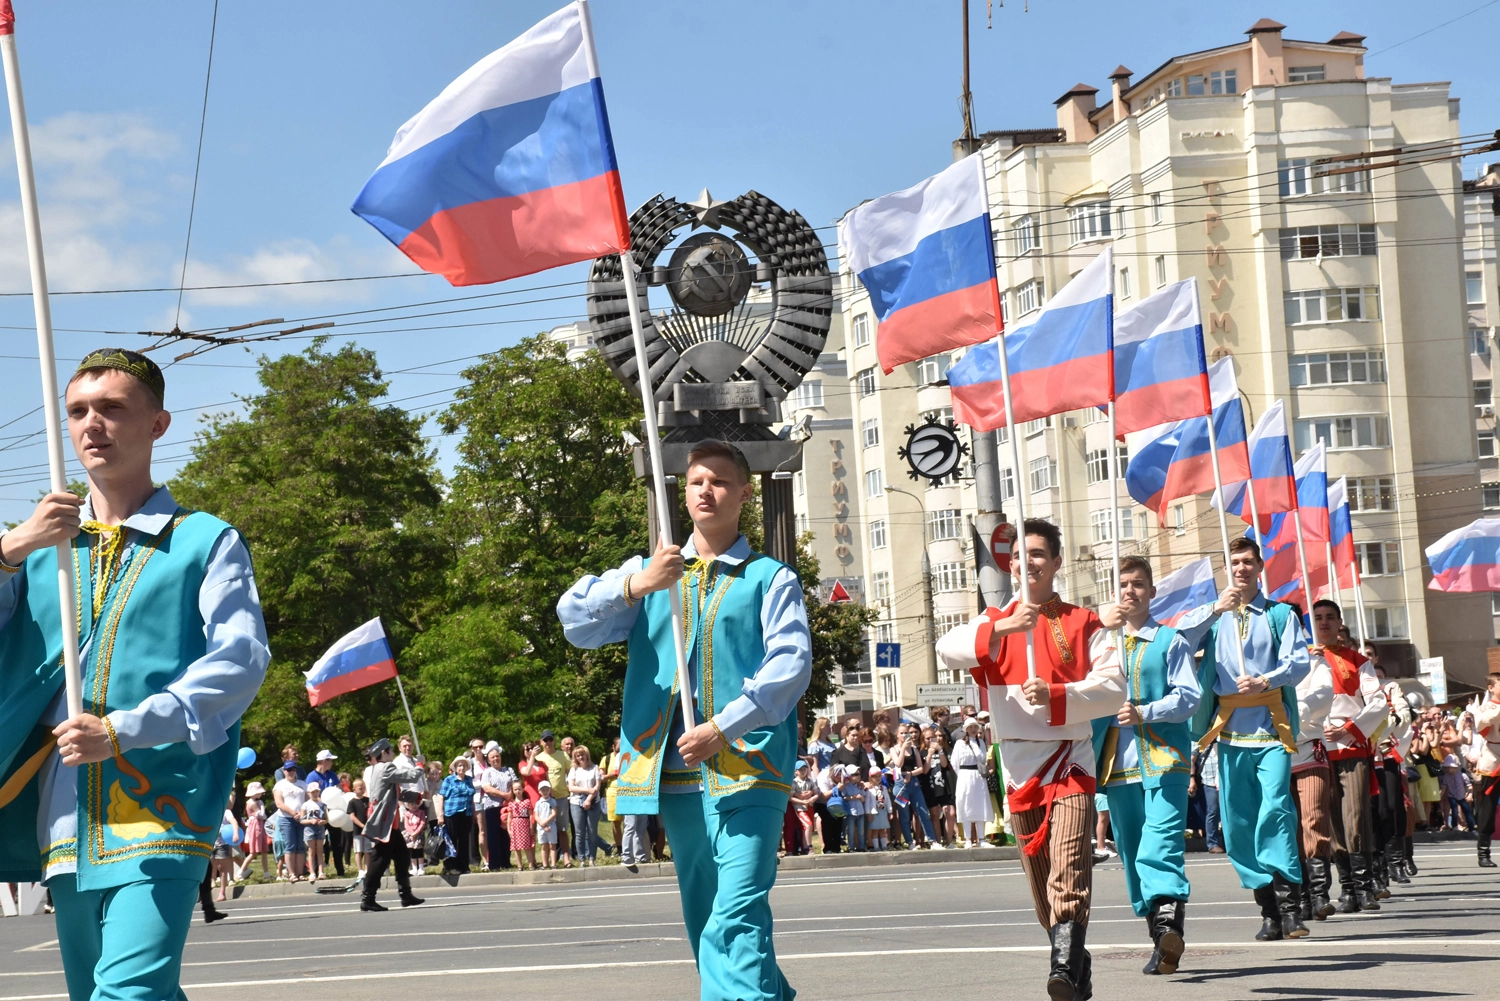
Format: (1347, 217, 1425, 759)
(793, 470, 805, 497)
(880, 673, 899, 705)
(864, 468, 884, 498)
(998, 466, 1016, 501)
(1013, 215, 1038, 255)
(1356, 541, 1402, 576)
(1029, 456, 1057, 493)
(1294, 415, 1391, 452)
(922, 406, 954, 426)
(871, 570, 891, 610)
(873, 621, 896, 643)
(1478, 380, 1493, 407)
(1138, 511, 1151, 539)
(1023, 416, 1053, 436)
(1493, 593, 1500, 615)
(1288, 350, 1386, 387)
(1015, 278, 1044, 315)
(928, 508, 963, 542)
(856, 366, 877, 397)
(917, 354, 952, 385)
(1186, 74, 1206, 96)
(1172, 504, 1186, 536)
(1486, 484, 1500, 510)
(1085, 446, 1129, 484)
(1154, 255, 1167, 288)
(1364, 606, 1408, 640)
(845, 662, 872, 686)
(1349, 476, 1396, 512)
(1149, 192, 1163, 225)
(791, 379, 824, 410)
(869, 519, 888, 550)
(1089, 508, 1136, 543)
(852, 312, 871, 347)
(1165, 78, 1183, 98)
(862, 417, 880, 449)
(1085, 406, 1109, 425)
(1279, 224, 1377, 259)
(795, 512, 809, 534)
(1068, 201, 1112, 245)
(1469, 272, 1486, 304)
(1283, 287, 1381, 324)
(932, 561, 970, 593)
(842, 698, 873, 712)
(1280, 158, 1314, 197)
(1288, 65, 1326, 83)
(1279, 157, 1368, 197)
(934, 613, 969, 638)
(1474, 327, 1492, 356)
(1210, 69, 1237, 94)
(1115, 206, 1127, 238)
(1118, 267, 1131, 300)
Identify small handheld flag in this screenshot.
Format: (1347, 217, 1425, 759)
(1113, 279, 1210, 436)
(1329, 476, 1358, 590)
(1426, 518, 1500, 592)
(305, 618, 398, 707)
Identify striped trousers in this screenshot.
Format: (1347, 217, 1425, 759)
(1293, 765, 1334, 859)
(1010, 792, 1093, 930)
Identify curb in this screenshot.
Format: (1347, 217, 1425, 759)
(227, 845, 1020, 900)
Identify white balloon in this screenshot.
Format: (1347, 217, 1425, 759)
(327, 807, 353, 832)
(321, 788, 347, 811)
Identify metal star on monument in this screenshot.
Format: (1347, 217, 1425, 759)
(685, 188, 731, 230)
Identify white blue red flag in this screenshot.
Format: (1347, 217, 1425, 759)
(1426, 518, 1500, 592)
(1221, 399, 1298, 534)
(305, 618, 398, 707)
(838, 154, 1001, 374)
(1123, 357, 1248, 524)
(1329, 476, 1358, 589)
(1260, 441, 1330, 605)
(1113, 279, 1209, 436)
(1150, 557, 1218, 627)
(352, 3, 629, 286)
(948, 247, 1113, 430)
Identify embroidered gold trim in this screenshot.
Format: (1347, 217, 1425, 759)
(101, 716, 121, 758)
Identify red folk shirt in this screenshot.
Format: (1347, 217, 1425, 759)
(1315, 645, 1387, 761)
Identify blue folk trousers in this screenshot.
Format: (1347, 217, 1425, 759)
(659, 794, 795, 1001)
(1104, 781, 1191, 917)
(1217, 743, 1302, 889)
(50, 873, 198, 1001)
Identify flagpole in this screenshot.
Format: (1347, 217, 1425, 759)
(1, 4, 83, 720)
(1104, 254, 1127, 679)
(1350, 559, 1367, 646)
(1325, 539, 1337, 604)
(394, 675, 422, 762)
(1291, 505, 1315, 613)
(1238, 401, 1271, 597)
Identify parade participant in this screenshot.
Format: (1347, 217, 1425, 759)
(558, 438, 811, 1001)
(1371, 667, 1414, 883)
(937, 518, 1124, 1001)
(1288, 635, 1335, 921)
(0, 348, 270, 1001)
(1088, 556, 1200, 977)
(1178, 537, 1311, 942)
(1473, 673, 1500, 869)
(360, 738, 426, 911)
(1309, 600, 1387, 910)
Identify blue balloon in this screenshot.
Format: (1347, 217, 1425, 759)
(220, 823, 242, 846)
(236, 747, 256, 770)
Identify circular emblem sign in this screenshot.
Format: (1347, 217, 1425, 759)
(667, 232, 752, 317)
(897, 418, 969, 485)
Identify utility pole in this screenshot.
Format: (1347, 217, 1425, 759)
(959, 0, 975, 144)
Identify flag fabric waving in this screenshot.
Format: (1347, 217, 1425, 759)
(949, 247, 1113, 430)
(1260, 442, 1330, 605)
(1123, 356, 1247, 524)
(1150, 557, 1218, 627)
(1426, 518, 1500, 592)
(1329, 476, 1358, 590)
(838, 154, 1001, 374)
(305, 618, 399, 707)
(1113, 279, 1209, 436)
(352, 2, 628, 287)
(1220, 399, 1298, 534)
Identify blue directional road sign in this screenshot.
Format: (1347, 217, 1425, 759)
(875, 642, 901, 668)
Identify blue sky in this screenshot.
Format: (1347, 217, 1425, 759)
(0, 0, 1495, 523)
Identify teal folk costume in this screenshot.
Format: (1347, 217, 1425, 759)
(0, 490, 268, 1001)
(559, 535, 811, 1001)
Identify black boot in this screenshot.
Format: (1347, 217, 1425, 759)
(1141, 906, 1163, 976)
(1276, 874, 1309, 939)
(1307, 856, 1335, 920)
(1156, 900, 1185, 974)
(1371, 850, 1392, 899)
(400, 891, 425, 907)
(1253, 884, 1281, 940)
(1333, 853, 1358, 914)
(1047, 921, 1091, 1001)
(359, 895, 388, 912)
(1297, 874, 1314, 922)
(1351, 852, 1381, 911)
(1390, 854, 1411, 884)
(1404, 836, 1418, 875)
(1480, 845, 1497, 869)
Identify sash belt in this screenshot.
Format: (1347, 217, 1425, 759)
(0, 740, 54, 811)
(1197, 689, 1297, 754)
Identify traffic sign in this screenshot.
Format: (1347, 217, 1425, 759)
(991, 522, 1015, 573)
(916, 683, 971, 707)
(828, 580, 852, 603)
(875, 642, 901, 668)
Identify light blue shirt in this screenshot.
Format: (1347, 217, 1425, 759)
(557, 534, 811, 786)
(0, 487, 270, 878)
(1177, 592, 1310, 745)
(1109, 619, 1202, 780)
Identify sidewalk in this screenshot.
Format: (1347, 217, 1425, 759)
(228, 843, 1021, 900)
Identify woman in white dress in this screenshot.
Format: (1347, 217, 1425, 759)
(951, 716, 996, 848)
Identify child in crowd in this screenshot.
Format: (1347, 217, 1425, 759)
(866, 766, 891, 851)
(1441, 754, 1476, 832)
(399, 792, 427, 876)
(348, 778, 371, 876)
(535, 780, 559, 869)
(843, 768, 867, 852)
(213, 792, 238, 901)
(238, 782, 272, 880)
(791, 760, 817, 854)
(509, 786, 537, 870)
(300, 783, 328, 883)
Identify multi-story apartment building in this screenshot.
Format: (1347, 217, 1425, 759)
(823, 17, 1493, 700)
(1466, 164, 1500, 636)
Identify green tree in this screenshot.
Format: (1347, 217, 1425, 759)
(170, 342, 450, 770)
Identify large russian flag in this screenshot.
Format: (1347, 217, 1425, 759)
(352, 3, 629, 287)
(1150, 557, 1218, 627)
(1260, 443, 1331, 604)
(1221, 399, 1298, 534)
(1427, 519, 1500, 592)
(305, 618, 399, 707)
(1124, 357, 1247, 524)
(949, 247, 1113, 430)
(1329, 476, 1358, 589)
(839, 153, 1001, 374)
(1113, 279, 1210, 436)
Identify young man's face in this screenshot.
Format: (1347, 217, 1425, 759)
(398, 738, 413, 756)
(1312, 605, 1343, 645)
(65, 370, 170, 482)
(685, 456, 752, 534)
(1488, 677, 1500, 701)
(1015, 533, 1063, 597)
(1116, 568, 1155, 618)
(1228, 550, 1263, 590)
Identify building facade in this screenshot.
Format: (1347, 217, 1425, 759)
(1466, 165, 1500, 637)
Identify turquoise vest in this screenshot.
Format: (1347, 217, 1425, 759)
(613, 549, 799, 814)
(0, 511, 239, 888)
(1189, 600, 1301, 744)
(1091, 626, 1192, 789)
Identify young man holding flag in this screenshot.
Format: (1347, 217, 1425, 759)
(0, 349, 270, 1001)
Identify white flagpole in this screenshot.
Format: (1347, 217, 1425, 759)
(1325, 539, 1337, 604)
(1, 5, 83, 719)
(1291, 505, 1315, 613)
(580, 1, 695, 731)
(1350, 559, 1367, 646)
(393, 675, 422, 763)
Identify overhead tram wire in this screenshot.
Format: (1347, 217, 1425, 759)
(172, 0, 221, 334)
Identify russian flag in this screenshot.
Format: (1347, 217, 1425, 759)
(839, 153, 1001, 374)
(1124, 357, 1247, 524)
(305, 618, 399, 707)
(949, 247, 1113, 430)
(352, 3, 629, 287)
(1329, 476, 1358, 589)
(1220, 399, 1298, 534)
(1113, 279, 1210, 436)
(1426, 518, 1500, 592)
(1260, 442, 1331, 604)
(1150, 557, 1218, 627)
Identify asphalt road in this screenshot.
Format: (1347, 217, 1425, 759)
(4, 843, 1498, 1000)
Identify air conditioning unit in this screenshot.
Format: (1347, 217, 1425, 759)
(1077, 545, 1093, 559)
(1481, 405, 1495, 418)
(1062, 416, 1079, 428)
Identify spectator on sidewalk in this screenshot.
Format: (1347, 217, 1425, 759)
(567, 745, 603, 866)
(479, 743, 515, 871)
(807, 717, 835, 774)
(843, 767, 868, 851)
(238, 782, 272, 880)
(536, 780, 560, 869)
(923, 730, 957, 848)
(790, 760, 816, 854)
(437, 757, 477, 874)
(831, 719, 873, 778)
(537, 730, 572, 867)
(509, 784, 537, 870)
(399, 792, 427, 876)
(814, 764, 846, 852)
(300, 783, 328, 883)
(891, 723, 936, 849)
(866, 766, 891, 851)
(952, 716, 995, 849)
(272, 761, 308, 881)
(519, 741, 548, 806)
(348, 778, 371, 876)
(601, 736, 623, 857)
(1193, 744, 1224, 853)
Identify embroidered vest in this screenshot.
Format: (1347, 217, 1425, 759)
(1091, 627, 1191, 789)
(613, 550, 799, 814)
(1190, 600, 1300, 745)
(0, 511, 239, 887)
